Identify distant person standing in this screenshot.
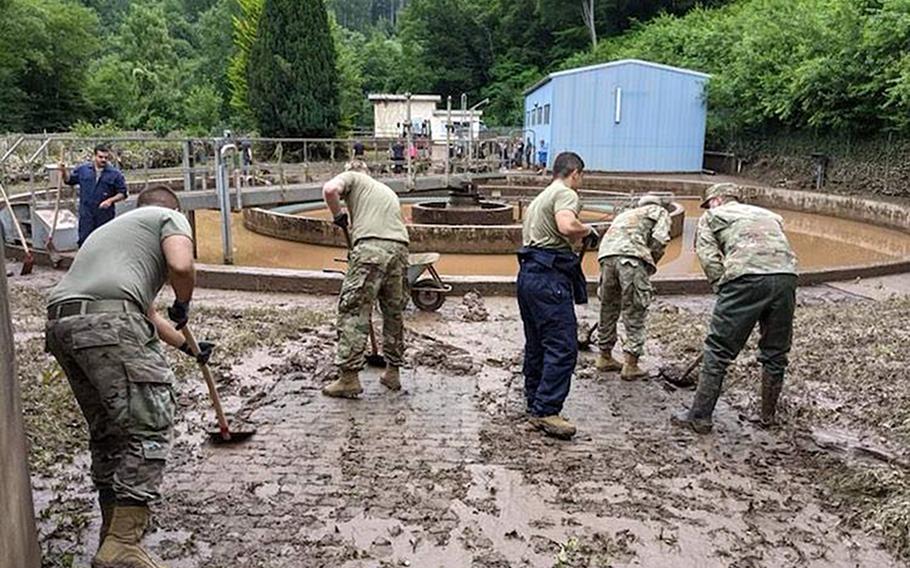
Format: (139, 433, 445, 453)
(353, 140, 365, 159)
(517, 152, 598, 440)
(390, 140, 405, 174)
(59, 143, 128, 246)
(525, 139, 534, 169)
(538, 140, 548, 171)
(514, 140, 525, 169)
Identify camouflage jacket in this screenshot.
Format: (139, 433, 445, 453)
(695, 201, 798, 290)
(597, 204, 671, 274)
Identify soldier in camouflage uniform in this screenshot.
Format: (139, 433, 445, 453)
(45, 186, 214, 568)
(672, 183, 798, 434)
(596, 194, 671, 379)
(322, 161, 410, 398)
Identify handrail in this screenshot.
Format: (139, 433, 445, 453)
(0, 136, 25, 166)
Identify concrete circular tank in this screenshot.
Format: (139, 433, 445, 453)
(410, 200, 514, 225)
(241, 196, 686, 254)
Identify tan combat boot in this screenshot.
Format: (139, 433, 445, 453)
(99, 500, 115, 549)
(528, 415, 577, 440)
(92, 505, 168, 568)
(620, 353, 647, 381)
(322, 370, 363, 398)
(380, 366, 401, 391)
(595, 352, 623, 372)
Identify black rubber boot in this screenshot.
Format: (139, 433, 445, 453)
(671, 371, 719, 434)
(759, 371, 783, 428)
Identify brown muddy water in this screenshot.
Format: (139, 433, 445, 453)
(194, 200, 910, 276)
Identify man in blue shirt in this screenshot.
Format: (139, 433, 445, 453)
(537, 139, 549, 171)
(59, 144, 128, 246)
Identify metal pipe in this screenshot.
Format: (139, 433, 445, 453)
(445, 96, 452, 186)
(215, 140, 236, 265)
(460, 94, 467, 173)
(405, 92, 413, 190)
(182, 141, 194, 193)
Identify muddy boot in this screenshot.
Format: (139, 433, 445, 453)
(620, 353, 647, 381)
(92, 505, 168, 568)
(758, 371, 783, 428)
(595, 352, 623, 372)
(322, 370, 363, 398)
(670, 410, 713, 434)
(670, 385, 717, 434)
(528, 415, 577, 440)
(380, 366, 401, 391)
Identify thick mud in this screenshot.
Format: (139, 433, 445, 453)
(7, 262, 910, 567)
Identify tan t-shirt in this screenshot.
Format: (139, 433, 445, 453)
(522, 179, 580, 250)
(338, 172, 409, 245)
(47, 206, 193, 311)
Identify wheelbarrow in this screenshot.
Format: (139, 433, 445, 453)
(407, 252, 452, 312)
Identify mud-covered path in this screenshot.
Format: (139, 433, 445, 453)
(8, 260, 909, 567)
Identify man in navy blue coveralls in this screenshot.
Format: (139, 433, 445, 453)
(518, 152, 599, 440)
(60, 144, 128, 246)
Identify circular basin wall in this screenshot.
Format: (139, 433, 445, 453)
(242, 197, 685, 254)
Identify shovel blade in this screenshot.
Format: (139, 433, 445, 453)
(207, 428, 256, 445)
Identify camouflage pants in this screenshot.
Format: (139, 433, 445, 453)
(336, 239, 409, 371)
(45, 312, 176, 504)
(598, 256, 653, 357)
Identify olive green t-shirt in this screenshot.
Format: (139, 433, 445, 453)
(47, 206, 193, 311)
(522, 179, 581, 250)
(339, 172, 410, 245)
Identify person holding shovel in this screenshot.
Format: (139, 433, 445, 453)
(321, 160, 410, 398)
(672, 182, 798, 434)
(59, 143, 128, 246)
(45, 185, 214, 568)
(595, 194, 671, 379)
(517, 151, 598, 440)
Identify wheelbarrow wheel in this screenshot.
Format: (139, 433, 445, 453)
(411, 279, 446, 312)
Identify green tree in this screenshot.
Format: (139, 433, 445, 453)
(0, 0, 100, 132)
(330, 13, 368, 132)
(227, 0, 264, 129)
(183, 82, 223, 135)
(246, 0, 340, 137)
(398, 0, 494, 101)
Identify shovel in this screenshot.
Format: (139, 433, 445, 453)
(0, 182, 34, 275)
(662, 353, 703, 388)
(181, 326, 256, 444)
(339, 224, 387, 368)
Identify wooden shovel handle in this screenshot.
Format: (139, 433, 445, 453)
(181, 326, 231, 440)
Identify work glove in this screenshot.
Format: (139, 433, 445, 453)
(582, 227, 600, 250)
(167, 299, 190, 330)
(333, 211, 349, 230)
(179, 341, 215, 365)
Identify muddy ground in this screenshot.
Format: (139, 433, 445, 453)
(6, 260, 910, 567)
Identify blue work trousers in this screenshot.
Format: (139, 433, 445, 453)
(78, 205, 116, 246)
(517, 258, 578, 417)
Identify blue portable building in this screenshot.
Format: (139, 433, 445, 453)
(523, 59, 709, 172)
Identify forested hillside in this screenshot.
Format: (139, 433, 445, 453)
(2, 0, 909, 140)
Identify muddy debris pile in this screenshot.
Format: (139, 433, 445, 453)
(455, 290, 490, 322)
(406, 329, 478, 375)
